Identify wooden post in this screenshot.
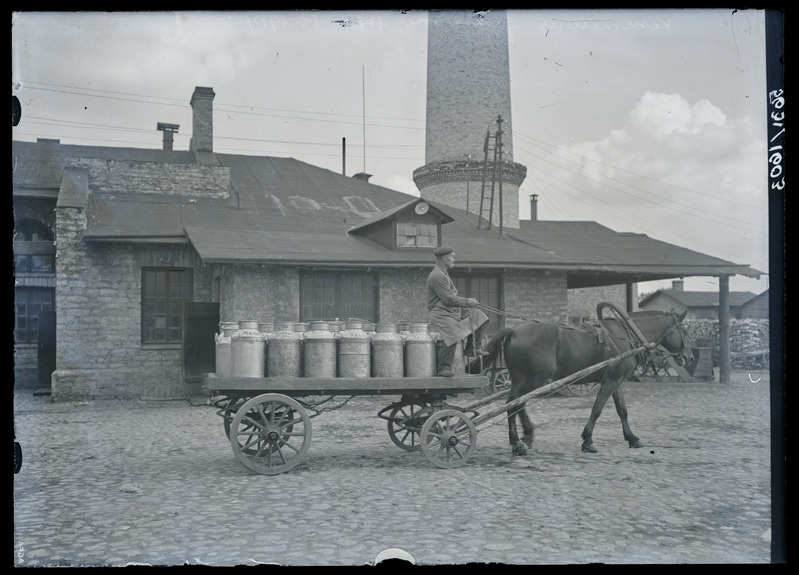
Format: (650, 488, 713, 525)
(718, 275, 731, 383)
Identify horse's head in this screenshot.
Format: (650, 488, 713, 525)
(659, 309, 693, 366)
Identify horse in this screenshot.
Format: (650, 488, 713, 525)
(476, 307, 693, 456)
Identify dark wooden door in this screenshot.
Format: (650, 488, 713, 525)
(183, 302, 219, 382)
(37, 310, 56, 388)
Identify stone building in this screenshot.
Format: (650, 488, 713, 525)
(12, 84, 761, 400)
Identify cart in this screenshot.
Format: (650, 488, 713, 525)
(203, 374, 489, 475)
(205, 304, 658, 475)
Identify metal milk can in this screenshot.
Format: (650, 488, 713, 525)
(338, 320, 371, 378)
(231, 320, 265, 377)
(215, 321, 239, 377)
(303, 320, 337, 378)
(404, 323, 436, 377)
(266, 321, 302, 377)
(371, 322, 404, 378)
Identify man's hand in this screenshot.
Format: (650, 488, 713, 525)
(467, 298, 479, 307)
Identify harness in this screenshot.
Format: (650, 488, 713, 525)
(478, 301, 689, 367)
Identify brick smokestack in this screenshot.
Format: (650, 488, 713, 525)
(190, 87, 215, 153)
(157, 122, 180, 151)
(672, 279, 684, 291)
(530, 194, 538, 221)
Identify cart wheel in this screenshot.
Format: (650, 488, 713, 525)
(229, 393, 311, 475)
(556, 380, 599, 397)
(420, 409, 477, 469)
(491, 368, 512, 393)
(221, 397, 248, 439)
(386, 401, 431, 452)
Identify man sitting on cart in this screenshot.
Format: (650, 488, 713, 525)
(427, 246, 489, 377)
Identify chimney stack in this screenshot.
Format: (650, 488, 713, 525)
(190, 86, 215, 153)
(352, 172, 372, 183)
(530, 194, 538, 221)
(156, 122, 180, 151)
(671, 279, 684, 291)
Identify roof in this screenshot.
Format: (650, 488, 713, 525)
(12, 139, 764, 288)
(639, 289, 760, 308)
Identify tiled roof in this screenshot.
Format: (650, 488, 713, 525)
(12, 139, 763, 285)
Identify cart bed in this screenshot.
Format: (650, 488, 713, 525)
(203, 374, 488, 398)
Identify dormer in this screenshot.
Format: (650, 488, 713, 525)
(346, 198, 454, 251)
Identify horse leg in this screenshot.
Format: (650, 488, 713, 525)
(517, 404, 535, 450)
(507, 399, 531, 456)
(611, 388, 643, 448)
(581, 382, 615, 453)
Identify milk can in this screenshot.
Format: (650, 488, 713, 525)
(371, 322, 404, 378)
(231, 320, 265, 377)
(303, 320, 337, 378)
(338, 320, 371, 378)
(215, 321, 239, 377)
(266, 321, 302, 377)
(258, 322, 274, 376)
(404, 323, 436, 377)
(397, 321, 411, 340)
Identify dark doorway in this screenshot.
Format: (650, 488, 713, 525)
(183, 302, 219, 392)
(37, 310, 56, 389)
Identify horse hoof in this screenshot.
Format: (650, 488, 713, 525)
(512, 444, 528, 456)
(581, 443, 597, 453)
(629, 441, 644, 449)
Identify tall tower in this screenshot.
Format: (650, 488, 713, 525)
(413, 10, 527, 229)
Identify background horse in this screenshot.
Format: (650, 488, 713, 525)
(479, 309, 692, 456)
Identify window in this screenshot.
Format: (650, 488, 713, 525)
(15, 287, 54, 344)
(451, 273, 503, 338)
(141, 268, 193, 344)
(13, 219, 55, 275)
(395, 221, 438, 248)
(300, 270, 378, 322)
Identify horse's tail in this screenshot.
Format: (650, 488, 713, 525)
(483, 327, 515, 370)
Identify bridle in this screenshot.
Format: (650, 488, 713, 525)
(647, 313, 693, 366)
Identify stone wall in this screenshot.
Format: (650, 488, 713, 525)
(52, 198, 214, 400)
(568, 284, 632, 320)
(64, 158, 231, 199)
(504, 270, 568, 327)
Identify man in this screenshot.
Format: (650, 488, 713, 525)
(427, 246, 489, 377)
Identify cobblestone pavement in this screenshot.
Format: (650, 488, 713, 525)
(13, 371, 776, 567)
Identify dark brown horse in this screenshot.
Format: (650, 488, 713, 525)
(478, 308, 693, 455)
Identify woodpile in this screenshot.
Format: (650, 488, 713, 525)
(682, 319, 769, 370)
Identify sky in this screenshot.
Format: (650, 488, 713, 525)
(11, 9, 776, 296)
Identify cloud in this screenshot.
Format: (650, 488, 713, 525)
(534, 91, 768, 283)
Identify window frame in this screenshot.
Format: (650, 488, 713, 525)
(14, 286, 54, 344)
(141, 267, 194, 345)
(394, 219, 440, 250)
(299, 269, 379, 323)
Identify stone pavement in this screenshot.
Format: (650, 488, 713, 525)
(13, 371, 777, 566)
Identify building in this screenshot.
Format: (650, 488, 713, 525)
(12, 83, 762, 400)
(639, 280, 767, 320)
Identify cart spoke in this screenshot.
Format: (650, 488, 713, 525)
(229, 394, 312, 475)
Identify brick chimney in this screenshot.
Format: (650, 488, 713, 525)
(156, 122, 180, 151)
(672, 279, 684, 291)
(530, 194, 538, 221)
(190, 87, 215, 153)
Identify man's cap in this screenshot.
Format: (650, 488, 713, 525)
(433, 246, 454, 256)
